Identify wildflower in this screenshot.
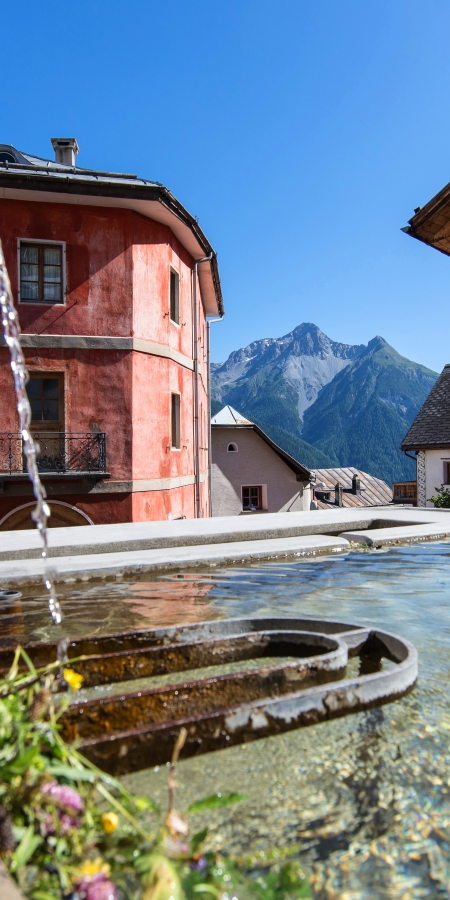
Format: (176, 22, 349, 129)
(83, 878, 118, 900)
(41, 780, 83, 835)
(63, 668, 84, 691)
(75, 858, 118, 900)
(41, 780, 83, 813)
(101, 812, 119, 834)
(77, 858, 111, 879)
(165, 808, 188, 836)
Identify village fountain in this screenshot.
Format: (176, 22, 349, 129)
(5, 238, 444, 898)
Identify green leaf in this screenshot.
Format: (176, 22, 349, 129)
(31, 892, 59, 900)
(47, 763, 96, 782)
(188, 792, 247, 813)
(19, 647, 37, 677)
(193, 886, 219, 897)
(6, 744, 40, 775)
(10, 824, 42, 870)
(191, 827, 208, 853)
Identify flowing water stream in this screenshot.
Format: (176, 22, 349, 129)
(0, 241, 64, 635)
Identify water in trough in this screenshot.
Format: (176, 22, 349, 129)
(1, 542, 450, 898)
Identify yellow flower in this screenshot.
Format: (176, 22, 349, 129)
(77, 857, 111, 878)
(63, 668, 84, 691)
(101, 811, 119, 834)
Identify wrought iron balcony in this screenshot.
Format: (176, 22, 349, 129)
(0, 432, 107, 476)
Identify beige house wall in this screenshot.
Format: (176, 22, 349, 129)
(211, 427, 311, 517)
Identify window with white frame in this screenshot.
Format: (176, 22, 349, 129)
(19, 241, 64, 304)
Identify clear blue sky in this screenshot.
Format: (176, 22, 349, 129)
(3, 1, 450, 371)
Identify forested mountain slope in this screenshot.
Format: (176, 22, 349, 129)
(212, 325, 438, 484)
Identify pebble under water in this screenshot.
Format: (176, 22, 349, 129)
(3, 541, 450, 898)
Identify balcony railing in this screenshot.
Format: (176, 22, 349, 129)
(393, 481, 417, 504)
(0, 433, 107, 475)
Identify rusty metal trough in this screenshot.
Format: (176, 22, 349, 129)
(0, 617, 417, 775)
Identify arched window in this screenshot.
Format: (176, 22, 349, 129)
(0, 501, 94, 531)
(227, 442, 238, 452)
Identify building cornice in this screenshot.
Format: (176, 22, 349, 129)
(0, 333, 208, 383)
(0, 177, 223, 316)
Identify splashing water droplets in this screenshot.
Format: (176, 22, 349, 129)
(0, 240, 64, 640)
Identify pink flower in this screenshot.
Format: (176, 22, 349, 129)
(41, 780, 83, 813)
(77, 876, 118, 900)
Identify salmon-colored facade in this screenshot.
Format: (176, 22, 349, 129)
(0, 140, 223, 528)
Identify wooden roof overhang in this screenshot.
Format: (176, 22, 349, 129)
(402, 181, 450, 257)
(0, 166, 223, 316)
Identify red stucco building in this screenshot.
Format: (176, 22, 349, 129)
(0, 139, 223, 529)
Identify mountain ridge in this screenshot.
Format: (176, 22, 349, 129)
(211, 324, 438, 484)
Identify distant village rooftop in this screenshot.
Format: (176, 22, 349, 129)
(0, 139, 223, 316)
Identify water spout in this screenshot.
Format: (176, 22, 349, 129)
(0, 240, 63, 628)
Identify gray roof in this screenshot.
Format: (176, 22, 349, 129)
(211, 405, 253, 425)
(313, 467, 392, 509)
(0, 142, 223, 316)
(401, 364, 450, 450)
(211, 406, 312, 481)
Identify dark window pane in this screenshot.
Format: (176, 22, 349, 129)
(21, 245, 38, 263)
(170, 271, 179, 324)
(43, 379, 59, 399)
(43, 265, 61, 282)
(43, 400, 59, 420)
(21, 281, 39, 299)
(43, 246, 61, 265)
(43, 282, 61, 301)
(21, 264, 39, 281)
(26, 379, 42, 399)
(29, 398, 42, 419)
(171, 393, 180, 448)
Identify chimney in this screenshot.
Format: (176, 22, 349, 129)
(51, 137, 79, 166)
(335, 482, 343, 507)
(352, 474, 361, 495)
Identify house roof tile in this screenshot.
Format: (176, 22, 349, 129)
(401, 364, 450, 450)
(313, 467, 392, 508)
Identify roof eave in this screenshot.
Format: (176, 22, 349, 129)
(401, 442, 450, 451)
(402, 180, 450, 258)
(0, 170, 224, 316)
